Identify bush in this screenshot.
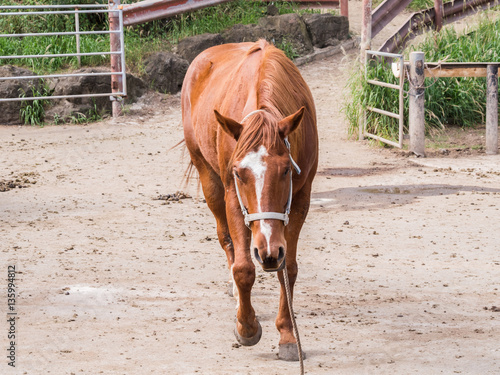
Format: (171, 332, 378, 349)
(344, 16, 500, 142)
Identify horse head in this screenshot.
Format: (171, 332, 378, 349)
(214, 107, 305, 272)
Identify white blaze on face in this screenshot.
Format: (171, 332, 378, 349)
(239, 145, 268, 210)
(240, 145, 272, 256)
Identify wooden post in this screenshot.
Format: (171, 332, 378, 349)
(434, 0, 443, 32)
(409, 51, 426, 157)
(340, 0, 348, 18)
(361, 0, 372, 53)
(486, 64, 498, 155)
(109, 0, 123, 118)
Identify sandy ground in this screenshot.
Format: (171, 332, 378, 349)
(2, 3, 500, 375)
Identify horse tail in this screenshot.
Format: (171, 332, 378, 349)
(169, 138, 185, 151)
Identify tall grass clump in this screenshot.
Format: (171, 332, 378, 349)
(344, 15, 500, 141)
(344, 57, 409, 141)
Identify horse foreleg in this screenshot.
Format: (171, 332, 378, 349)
(276, 189, 310, 361)
(232, 258, 261, 346)
(276, 255, 297, 341)
(226, 196, 261, 346)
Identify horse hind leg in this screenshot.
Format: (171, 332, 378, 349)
(188, 153, 236, 295)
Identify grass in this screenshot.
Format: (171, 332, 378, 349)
(1, 0, 320, 75)
(0, 0, 111, 73)
(344, 14, 500, 142)
(373, 0, 454, 12)
(19, 81, 52, 126)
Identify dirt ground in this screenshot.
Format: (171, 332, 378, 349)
(2, 4, 500, 375)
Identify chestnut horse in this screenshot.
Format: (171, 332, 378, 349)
(181, 39, 318, 360)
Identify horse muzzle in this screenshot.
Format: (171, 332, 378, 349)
(253, 246, 286, 272)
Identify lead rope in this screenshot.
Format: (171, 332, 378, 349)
(282, 260, 304, 375)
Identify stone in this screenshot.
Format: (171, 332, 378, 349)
(0, 65, 42, 125)
(266, 4, 280, 16)
(144, 52, 188, 94)
(303, 14, 349, 48)
(222, 24, 268, 44)
(258, 13, 313, 56)
(45, 68, 146, 123)
(177, 33, 224, 63)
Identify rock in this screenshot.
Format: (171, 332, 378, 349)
(45, 67, 146, 123)
(177, 33, 225, 63)
(0, 65, 42, 125)
(126, 73, 148, 102)
(144, 52, 189, 94)
(258, 13, 313, 56)
(303, 14, 349, 48)
(266, 4, 280, 16)
(222, 24, 268, 44)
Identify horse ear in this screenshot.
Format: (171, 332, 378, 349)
(278, 107, 305, 137)
(214, 110, 243, 140)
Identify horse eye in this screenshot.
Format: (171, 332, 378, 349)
(234, 170, 242, 181)
(284, 168, 290, 176)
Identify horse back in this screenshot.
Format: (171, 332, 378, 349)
(181, 40, 318, 184)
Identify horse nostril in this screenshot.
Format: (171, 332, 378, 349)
(253, 248, 263, 265)
(278, 246, 285, 261)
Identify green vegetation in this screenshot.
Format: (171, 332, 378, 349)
(405, 0, 453, 12)
(68, 105, 103, 124)
(373, 0, 454, 12)
(0, 0, 318, 75)
(344, 15, 500, 142)
(0, 0, 110, 72)
(19, 81, 52, 126)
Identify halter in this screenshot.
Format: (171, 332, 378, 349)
(233, 110, 301, 228)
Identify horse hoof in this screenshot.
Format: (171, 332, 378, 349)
(278, 343, 306, 361)
(234, 320, 262, 346)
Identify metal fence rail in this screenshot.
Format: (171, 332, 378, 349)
(362, 50, 405, 148)
(0, 3, 126, 103)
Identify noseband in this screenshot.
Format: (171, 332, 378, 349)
(233, 110, 301, 228)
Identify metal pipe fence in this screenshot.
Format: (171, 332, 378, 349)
(0, 3, 126, 103)
(362, 50, 405, 149)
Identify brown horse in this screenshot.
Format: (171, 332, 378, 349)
(181, 39, 318, 360)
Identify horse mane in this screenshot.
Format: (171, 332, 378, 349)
(257, 40, 314, 121)
(231, 111, 281, 165)
(227, 40, 313, 177)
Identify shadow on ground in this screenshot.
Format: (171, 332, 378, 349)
(311, 184, 500, 211)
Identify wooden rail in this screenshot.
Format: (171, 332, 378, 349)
(408, 57, 499, 156)
(424, 62, 496, 78)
